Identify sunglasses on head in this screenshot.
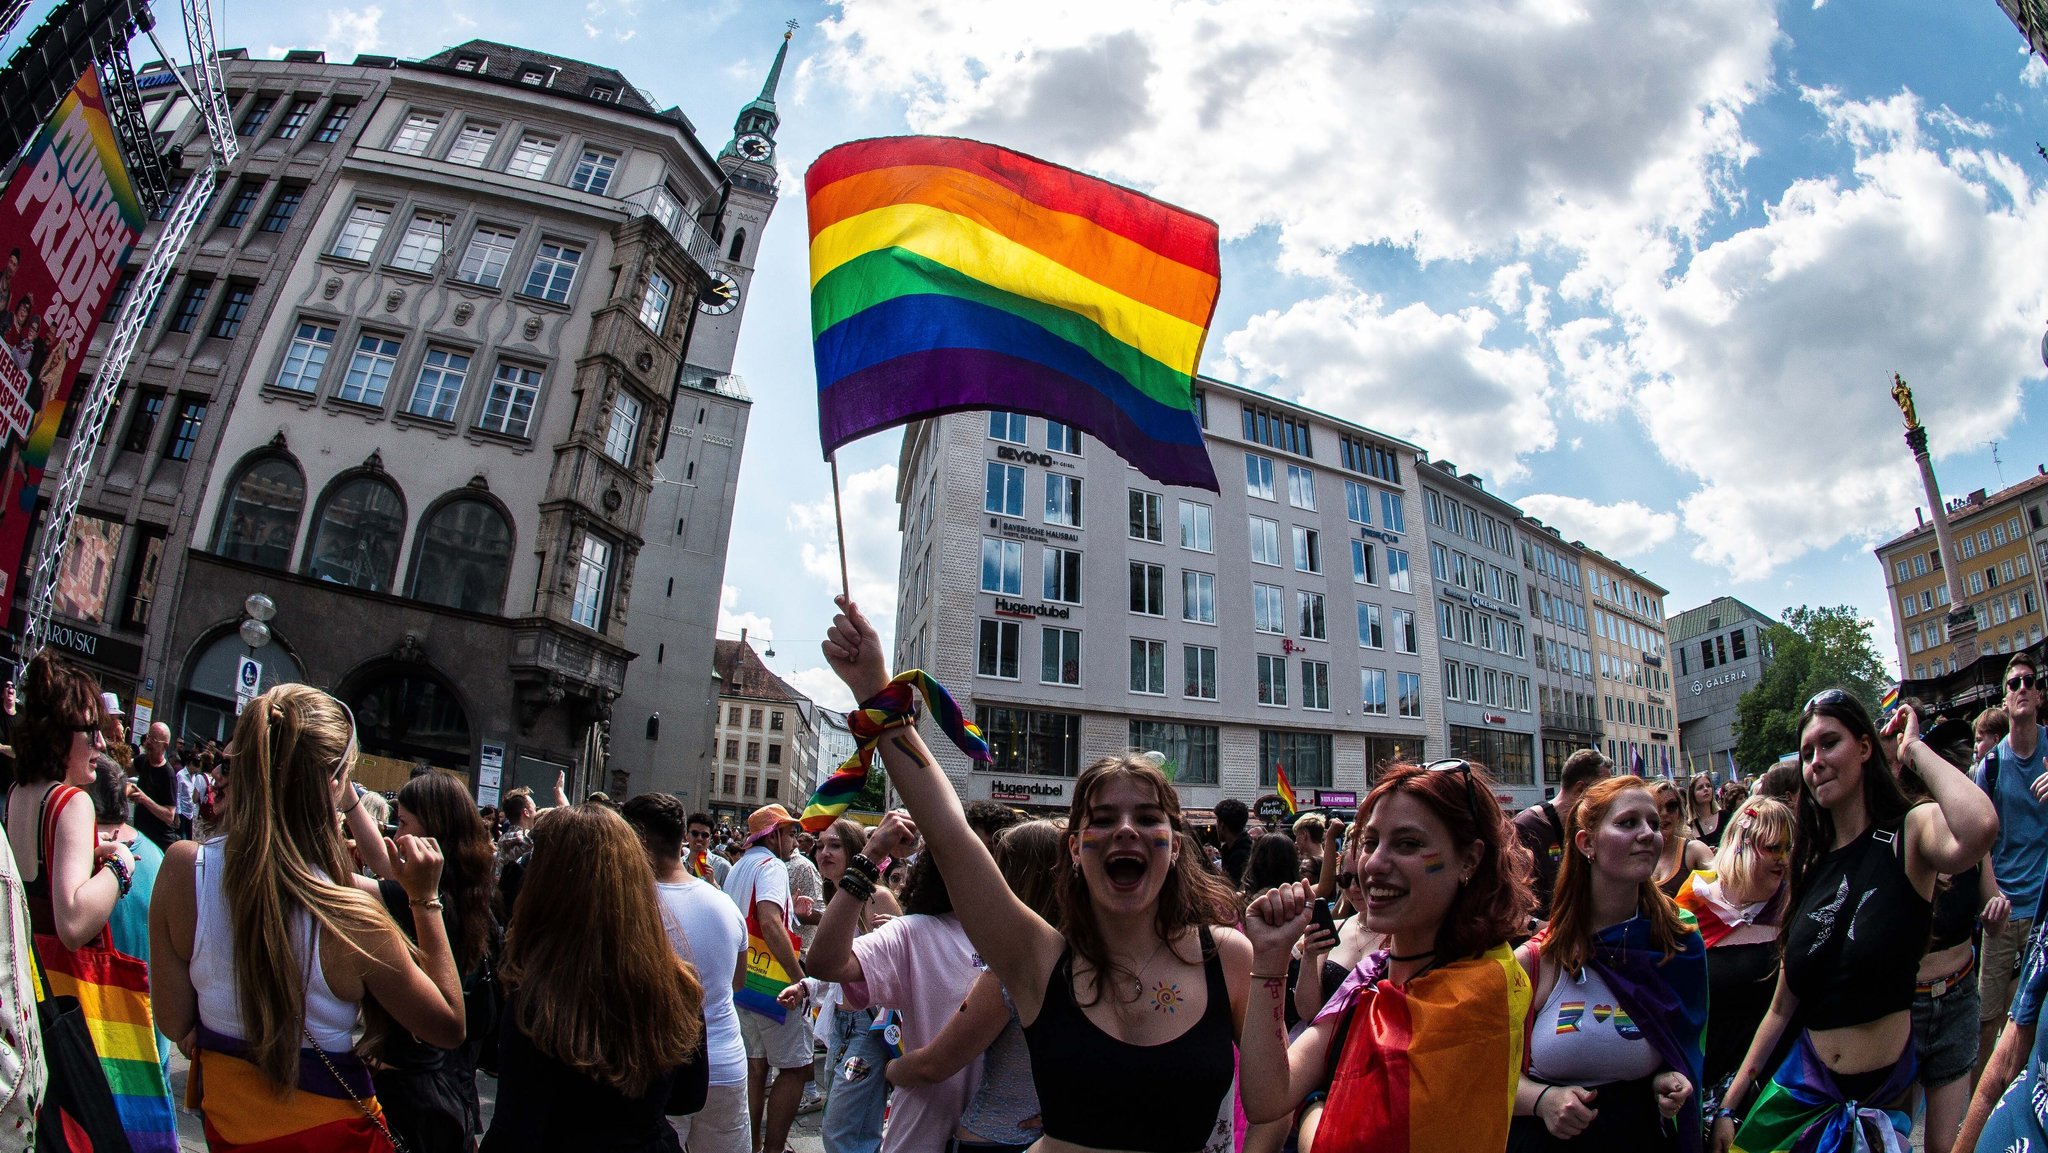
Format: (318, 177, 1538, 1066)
(1804, 688, 1854, 713)
(2008, 673, 2043, 693)
(1422, 759, 1484, 829)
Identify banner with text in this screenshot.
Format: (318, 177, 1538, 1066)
(0, 70, 144, 606)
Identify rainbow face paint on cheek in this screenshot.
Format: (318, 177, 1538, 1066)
(1420, 850, 1447, 875)
(1079, 827, 1112, 853)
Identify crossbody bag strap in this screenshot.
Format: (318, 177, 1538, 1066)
(304, 1026, 404, 1152)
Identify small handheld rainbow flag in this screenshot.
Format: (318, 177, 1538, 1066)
(1880, 684, 1901, 717)
(801, 670, 991, 832)
(807, 136, 1223, 491)
(688, 847, 713, 880)
(1275, 762, 1298, 816)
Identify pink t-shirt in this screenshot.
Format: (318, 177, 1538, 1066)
(846, 912, 983, 1153)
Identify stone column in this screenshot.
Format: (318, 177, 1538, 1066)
(1900, 394, 1979, 669)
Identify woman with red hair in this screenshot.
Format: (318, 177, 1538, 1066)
(1241, 760, 1536, 1151)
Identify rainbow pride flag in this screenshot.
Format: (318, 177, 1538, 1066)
(807, 136, 1223, 491)
(188, 1027, 396, 1152)
(1275, 763, 1298, 816)
(37, 930, 177, 1152)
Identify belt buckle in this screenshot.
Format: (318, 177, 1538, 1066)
(1927, 974, 1951, 998)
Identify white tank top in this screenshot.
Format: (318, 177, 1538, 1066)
(1527, 962, 1662, 1084)
(190, 838, 359, 1050)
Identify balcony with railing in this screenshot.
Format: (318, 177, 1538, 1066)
(678, 367, 750, 402)
(621, 186, 720, 271)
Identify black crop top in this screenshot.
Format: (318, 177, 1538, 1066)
(1023, 925, 1235, 1152)
(1783, 819, 1931, 1030)
(1928, 865, 1981, 953)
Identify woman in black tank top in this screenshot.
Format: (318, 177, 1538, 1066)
(1713, 694, 1997, 1153)
(822, 598, 1253, 1153)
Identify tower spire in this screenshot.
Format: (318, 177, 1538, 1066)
(759, 21, 795, 104)
(726, 21, 795, 161)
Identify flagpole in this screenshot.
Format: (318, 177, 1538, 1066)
(829, 452, 851, 599)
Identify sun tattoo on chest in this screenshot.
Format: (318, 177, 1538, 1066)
(1150, 980, 1184, 1014)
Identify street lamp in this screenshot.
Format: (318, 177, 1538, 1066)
(239, 593, 275, 651)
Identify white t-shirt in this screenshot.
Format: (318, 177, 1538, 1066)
(722, 845, 794, 931)
(846, 913, 984, 1153)
(655, 877, 748, 1086)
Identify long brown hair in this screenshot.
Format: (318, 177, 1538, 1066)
(15, 651, 99, 785)
(1543, 775, 1690, 974)
(997, 819, 1064, 924)
(1362, 763, 1532, 961)
(395, 772, 495, 973)
(1058, 754, 1237, 1005)
(220, 684, 399, 1090)
(822, 818, 867, 902)
(500, 804, 703, 1096)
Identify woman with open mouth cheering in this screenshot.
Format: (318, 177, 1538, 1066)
(1238, 760, 1536, 1153)
(822, 596, 1247, 1153)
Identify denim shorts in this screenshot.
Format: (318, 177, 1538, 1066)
(1912, 964, 1981, 1088)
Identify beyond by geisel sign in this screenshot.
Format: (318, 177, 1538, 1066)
(994, 446, 1071, 469)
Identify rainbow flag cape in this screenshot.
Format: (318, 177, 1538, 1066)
(807, 136, 1223, 491)
(1309, 942, 1531, 1153)
(188, 1026, 396, 1152)
(1586, 913, 1709, 1153)
(1673, 870, 1784, 949)
(1275, 763, 1298, 816)
(802, 670, 990, 832)
(1731, 1028, 1914, 1153)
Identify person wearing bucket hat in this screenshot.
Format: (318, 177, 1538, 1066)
(723, 803, 810, 1153)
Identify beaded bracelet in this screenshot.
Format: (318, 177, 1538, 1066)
(104, 854, 133, 898)
(837, 870, 877, 901)
(845, 852, 883, 883)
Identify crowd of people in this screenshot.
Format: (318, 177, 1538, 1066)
(0, 598, 2040, 1153)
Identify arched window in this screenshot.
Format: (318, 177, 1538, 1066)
(726, 227, 746, 262)
(409, 496, 513, 614)
(303, 473, 404, 592)
(213, 455, 304, 569)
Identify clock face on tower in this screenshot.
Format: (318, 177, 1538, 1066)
(699, 270, 741, 315)
(736, 133, 772, 163)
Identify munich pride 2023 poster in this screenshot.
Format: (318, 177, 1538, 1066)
(0, 69, 145, 603)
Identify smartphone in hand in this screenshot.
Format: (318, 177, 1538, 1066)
(1309, 897, 1337, 938)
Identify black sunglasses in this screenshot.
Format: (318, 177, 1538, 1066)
(1804, 689, 1853, 713)
(2009, 673, 2043, 693)
(1422, 759, 1484, 829)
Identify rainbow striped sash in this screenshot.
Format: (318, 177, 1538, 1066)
(34, 931, 175, 1153)
(1731, 1029, 1913, 1153)
(189, 1026, 396, 1152)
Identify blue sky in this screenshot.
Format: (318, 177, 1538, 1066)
(79, 0, 2048, 705)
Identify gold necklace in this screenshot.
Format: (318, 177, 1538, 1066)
(1128, 934, 1172, 1000)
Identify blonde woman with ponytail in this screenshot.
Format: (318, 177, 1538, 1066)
(149, 684, 465, 1151)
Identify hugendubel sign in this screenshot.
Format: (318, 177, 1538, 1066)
(0, 71, 144, 602)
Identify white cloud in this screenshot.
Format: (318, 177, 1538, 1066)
(813, 0, 1778, 280)
(785, 667, 854, 713)
(1222, 293, 1554, 483)
(787, 463, 902, 656)
(1515, 494, 1679, 559)
(717, 584, 775, 643)
(1605, 89, 2048, 579)
(322, 6, 383, 58)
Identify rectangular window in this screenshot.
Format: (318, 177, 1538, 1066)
(1357, 601, 1383, 649)
(330, 203, 391, 260)
(1386, 549, 1411, 593)
(1298, 591, 1327, 640)
(1129, 561, 1164, 616)
(639, 270, 673, 331)
(1360, 668, 1388, 715)
(1183, 646, 1218, 700)
(1393, 607, 1417, 653)
(1043, 627, 1083, 686)
(1129, 638, 1165, 694)
(456, 226, 518, 288)
(506, 134, 558, 178)
(1241, 403, 1314, 457)
(313, 100, 355, 144)
(120, 525, 166, 631)
(238, 96, 275, 136)
(258, 184, 304, 232)
(208, 283, 253, 339)
(339, 334, 401, 405)
(1451, 551, 1468, 589)
(1440, 602, 1455, 639)
(603, 390, 643, 464)
(984, 462, 1025, 516)
(1302, 660, 1331, 711)
(446, 122, 498, 166)
(120, 388, 165, 452)
(389, 213, 451, 273)
(1398, 671, 1423, 718)
(403, 347, 470, 421)
(988, 411, 1028, 443)
(523, 241, 583, 303)
(165, 395, 206, 461)
(1257, 654, 1289, 706)
(1250, 516, 1281, 566)
(1128, 490, 1163, 542)
(977, 705, 1081, 777)
(1182, 570, 1215, 624)
(1043, 548, 1082, 603)
(274, 321, 335, 392)
(1381, 491, 1406, 533)
(219, 179, 262, 229)
(1962, 537, 1977, 560)
(1259, 730, 1333, 788)
(1130, 720, 1218, 784)
(977, 619, 1021, 679)
(981, 538, 1023, 594)
(1730, 628, 1749, 661)
(1914, 553, 1929, 576)
(168, 278, 210, 333)
(390, 111, 441, 155)
(1254, 583, 1285, 633)
(1293, 526, 1322, 574)
(1179, 501, 1212, 551)
(1351, 539, 1376, 585)
(273, 97, 315, 140)
(1045, 475, 1082, 527)
(1287, 464, 1316, 510)
(1345, 480, 1372, 525)
(1339, 434, 1401, 485)
(1046, 421, 1078, 454)
(479, 364, 543, 437)
(1245, 453, 1276, 500)
(568, 148, 618, 194)
(1445, 660, 1460, 700)
(570, 534, 611, 628)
